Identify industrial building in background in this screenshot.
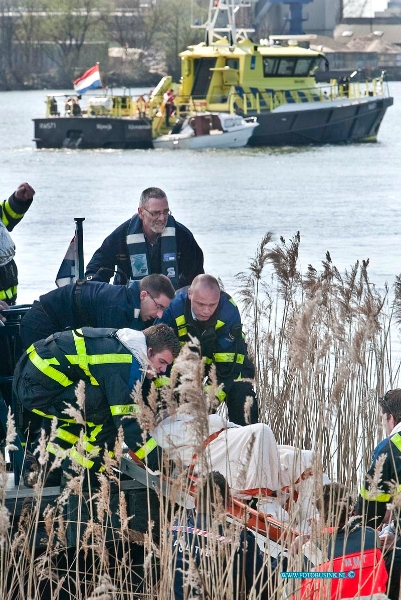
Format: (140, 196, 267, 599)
(253, 0, 401, 78)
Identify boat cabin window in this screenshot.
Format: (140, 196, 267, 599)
(277, 58, 296, 76)
(263, 57, 319, 77)
(224, 118, 234, 127)
(226, 58, 239, 70)
(294, 59, 314, 76)
(189, 114, 223, 136)
(263, 58, 278, 76)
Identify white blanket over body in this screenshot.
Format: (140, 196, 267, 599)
(152, 413, 280, 496)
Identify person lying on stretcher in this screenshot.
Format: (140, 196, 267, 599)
(151, 408, 328, 532)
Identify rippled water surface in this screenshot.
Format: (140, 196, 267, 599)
(1, 84, 400, 310)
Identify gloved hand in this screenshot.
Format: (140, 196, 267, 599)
(0, 300, 9, 323)
(15, 182, 35, 202)
(379, 522, 397, 551)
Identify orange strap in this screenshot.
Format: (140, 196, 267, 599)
(238, 487, 275, 498)
(128, 449, 145, 467)
(188, 429, 225, 473)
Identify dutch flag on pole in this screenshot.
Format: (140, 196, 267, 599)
(73, 63, 102, 94)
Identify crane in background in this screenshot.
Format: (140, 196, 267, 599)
(255, 0, 313, 35)
(253, 0, 380, 36)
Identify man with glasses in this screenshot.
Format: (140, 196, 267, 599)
(19, 273, 175, 348)
(85, 187, 204, 290)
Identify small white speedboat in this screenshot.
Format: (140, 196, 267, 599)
(153, 112, 258, 150)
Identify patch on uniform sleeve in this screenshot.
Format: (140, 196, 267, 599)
(163, 252, 176, 262)
(132, 254, 148, 276)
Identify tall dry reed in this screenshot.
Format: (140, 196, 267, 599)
(1, 232, 400, 598)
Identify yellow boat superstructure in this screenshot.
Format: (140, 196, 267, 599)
(38, 0, 393, 148)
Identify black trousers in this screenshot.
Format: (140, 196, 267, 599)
(224, 380, 259, 426)
(384, 546, 401, 600)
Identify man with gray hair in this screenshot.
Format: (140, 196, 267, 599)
(85, 187, 204, 290)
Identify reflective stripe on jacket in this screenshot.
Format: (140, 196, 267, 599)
(13, 327, 150, 470)
(159, 288, 251, 383)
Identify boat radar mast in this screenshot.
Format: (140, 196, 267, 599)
(192, 0, 255, 46)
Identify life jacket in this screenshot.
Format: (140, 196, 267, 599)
(0, 220, 15, 267)
(126, 214, 179, 288)
(298, 547, 388, 600)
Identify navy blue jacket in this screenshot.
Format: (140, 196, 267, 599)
(85, 216, 204, 289)
(40, 280, 143, 330)
(328, 518, 380, 559)
(356, 430, 401, 527)
(158, 288, 254, 386)
(0, 192, 34, 304)
(172, 511, 268, 599)
(13, 327, 148, 471)
(19, 281, 147, 349)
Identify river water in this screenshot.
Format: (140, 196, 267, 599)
(1, 84, 401, 316)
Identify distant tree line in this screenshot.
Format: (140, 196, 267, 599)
(0, 0, 211, 89)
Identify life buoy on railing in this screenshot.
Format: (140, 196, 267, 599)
(193, 100, 207, 112)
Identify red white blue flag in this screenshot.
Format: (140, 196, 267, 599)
(55, 236, 77, 287)
(73, 64, 102, 94)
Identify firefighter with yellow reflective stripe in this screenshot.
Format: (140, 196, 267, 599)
(355, 389, 401, 600)
(157, 274, 258, 425)
(13, 323, 181, 485)
(0, 182, 35, 305)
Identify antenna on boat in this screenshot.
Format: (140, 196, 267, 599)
(192, 0, 255, 46)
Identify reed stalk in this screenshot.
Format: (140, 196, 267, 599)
(0, 232, 400, 598)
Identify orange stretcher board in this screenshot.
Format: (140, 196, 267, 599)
(120, 453, 300, 547)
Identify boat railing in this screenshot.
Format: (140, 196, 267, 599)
(45, 94, 149, 119)
(44, 70, 389, 127)
(225, 75, 389, 114)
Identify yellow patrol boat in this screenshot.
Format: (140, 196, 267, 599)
(33, 0, 393, 149)
(149, 0, 393, 145)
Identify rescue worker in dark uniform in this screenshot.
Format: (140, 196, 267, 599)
(0, 182, 35, 305)
(172, 471, 269, 599)
(355, 389, 401, 600)
(85, 187, 204, 290)
(288, 483, 386, 599)
(158, 274, 258, 426)
(13, 323, 181, 482)
(19, 273, 175, 349)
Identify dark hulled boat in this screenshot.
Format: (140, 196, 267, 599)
(32, 0, 393, 149)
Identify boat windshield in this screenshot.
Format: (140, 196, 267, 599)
(263, 57, 319, 77)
